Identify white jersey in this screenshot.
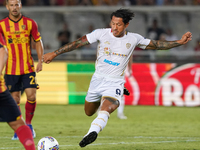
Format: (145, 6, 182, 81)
(86, 28, 150, 78)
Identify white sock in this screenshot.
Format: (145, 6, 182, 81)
(86, 111, 110, 135)
(117, 96, 124, 115)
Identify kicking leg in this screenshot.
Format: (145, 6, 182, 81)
(84, 100, 100, 116)
(79, 97, 119, 147)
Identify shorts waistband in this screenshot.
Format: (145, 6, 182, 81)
(94, 71, 125, 79)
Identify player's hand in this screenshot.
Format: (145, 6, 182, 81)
(127, 70, 132, 77)
(43, 52, 57, 64)
(180, 32, 192, 45)
(123, 87, 130, 96)
(36, 61, 42, 73)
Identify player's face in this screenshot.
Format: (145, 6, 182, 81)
(110, 16, 129, 37)
(6, 0, 22, 18)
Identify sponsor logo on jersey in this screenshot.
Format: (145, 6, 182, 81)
(104, 41, 110, 45)
(9, 31, 26, 34)
(6, 26, 12, 29)
(8, 37, 29, 44)
(112, 52, 127, 57)
(104, 59, 120, 66)
(104, 47, 127, 57)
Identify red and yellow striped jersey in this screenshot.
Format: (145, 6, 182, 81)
(0, 15, 41, 75)
(0, 34, 7, 93)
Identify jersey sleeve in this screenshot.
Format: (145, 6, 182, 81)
(135, 33, 151, 49)
(86, 29, 102, 44)
(0, 30, 6, 48)
(31, 20, 41, 42)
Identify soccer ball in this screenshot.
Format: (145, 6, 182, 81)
(37, 136, 59, 150)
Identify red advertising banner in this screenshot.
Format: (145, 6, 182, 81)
(124, 63, 200, 107)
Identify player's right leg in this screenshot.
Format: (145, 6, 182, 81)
(8, 119, 36, 150)
(0, 90, 35, 149)
(10, 91, 22, 140)
(4, 74, 23, 140)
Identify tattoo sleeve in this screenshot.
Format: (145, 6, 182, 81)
(54, 35, 90, 55)
(149, 40, 182, 50)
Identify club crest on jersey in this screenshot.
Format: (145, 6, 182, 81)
(21, 25, 26, 30)
(104, 47, 111, 56)
(126, 43, 131, 49)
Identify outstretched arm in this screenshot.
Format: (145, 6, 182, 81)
(43, 35, 90, 64)
(145, 32, 192, 50)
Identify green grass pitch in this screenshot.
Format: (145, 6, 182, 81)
(0, 104, 200, 150)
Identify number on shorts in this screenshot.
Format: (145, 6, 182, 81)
(29, 76, 35, 85)
(116, 89, 121, 96)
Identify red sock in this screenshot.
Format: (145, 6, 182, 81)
(16, 125, 35, 150)
(25, 100, 36, 124)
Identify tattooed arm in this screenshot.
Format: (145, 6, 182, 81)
(145, 32, 192, 50)
(43, 35, 90, 64)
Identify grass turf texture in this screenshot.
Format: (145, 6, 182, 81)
(0, 105, 200, 150)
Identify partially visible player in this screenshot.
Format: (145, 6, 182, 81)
(43, 9, 192, 147)
(117, 59, 132, 119)
(0, 0, 44, 140)
(117, 88, 128, 119)
(0, 34, 36, 150)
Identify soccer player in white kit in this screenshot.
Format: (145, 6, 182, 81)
(43, 9, 192, 147)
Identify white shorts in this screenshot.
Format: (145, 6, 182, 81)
(85, 72, 125, 103)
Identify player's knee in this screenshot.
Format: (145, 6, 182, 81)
(13, 96, 20, 104)
(27, 95, 36, 101)
(8, 118, 25, 131)
(84, 109, 95, 116)
(114, 100, 120, 106)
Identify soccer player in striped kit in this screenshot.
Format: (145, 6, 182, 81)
(0, 0, 44, 140)
(43, 9, 192, 147)
(0, 34, 35, 150)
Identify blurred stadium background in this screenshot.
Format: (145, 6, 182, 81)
(0, 0, 200, 106)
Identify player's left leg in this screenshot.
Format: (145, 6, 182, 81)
(79, 96, 119, 147)
(24, 88, 37, 138)
(84, 100, 100, 116)
(0, 90, 35, 149)
(24, 88, 36, 125)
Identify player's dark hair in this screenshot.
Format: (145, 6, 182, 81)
(111, 9, 134, 25)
